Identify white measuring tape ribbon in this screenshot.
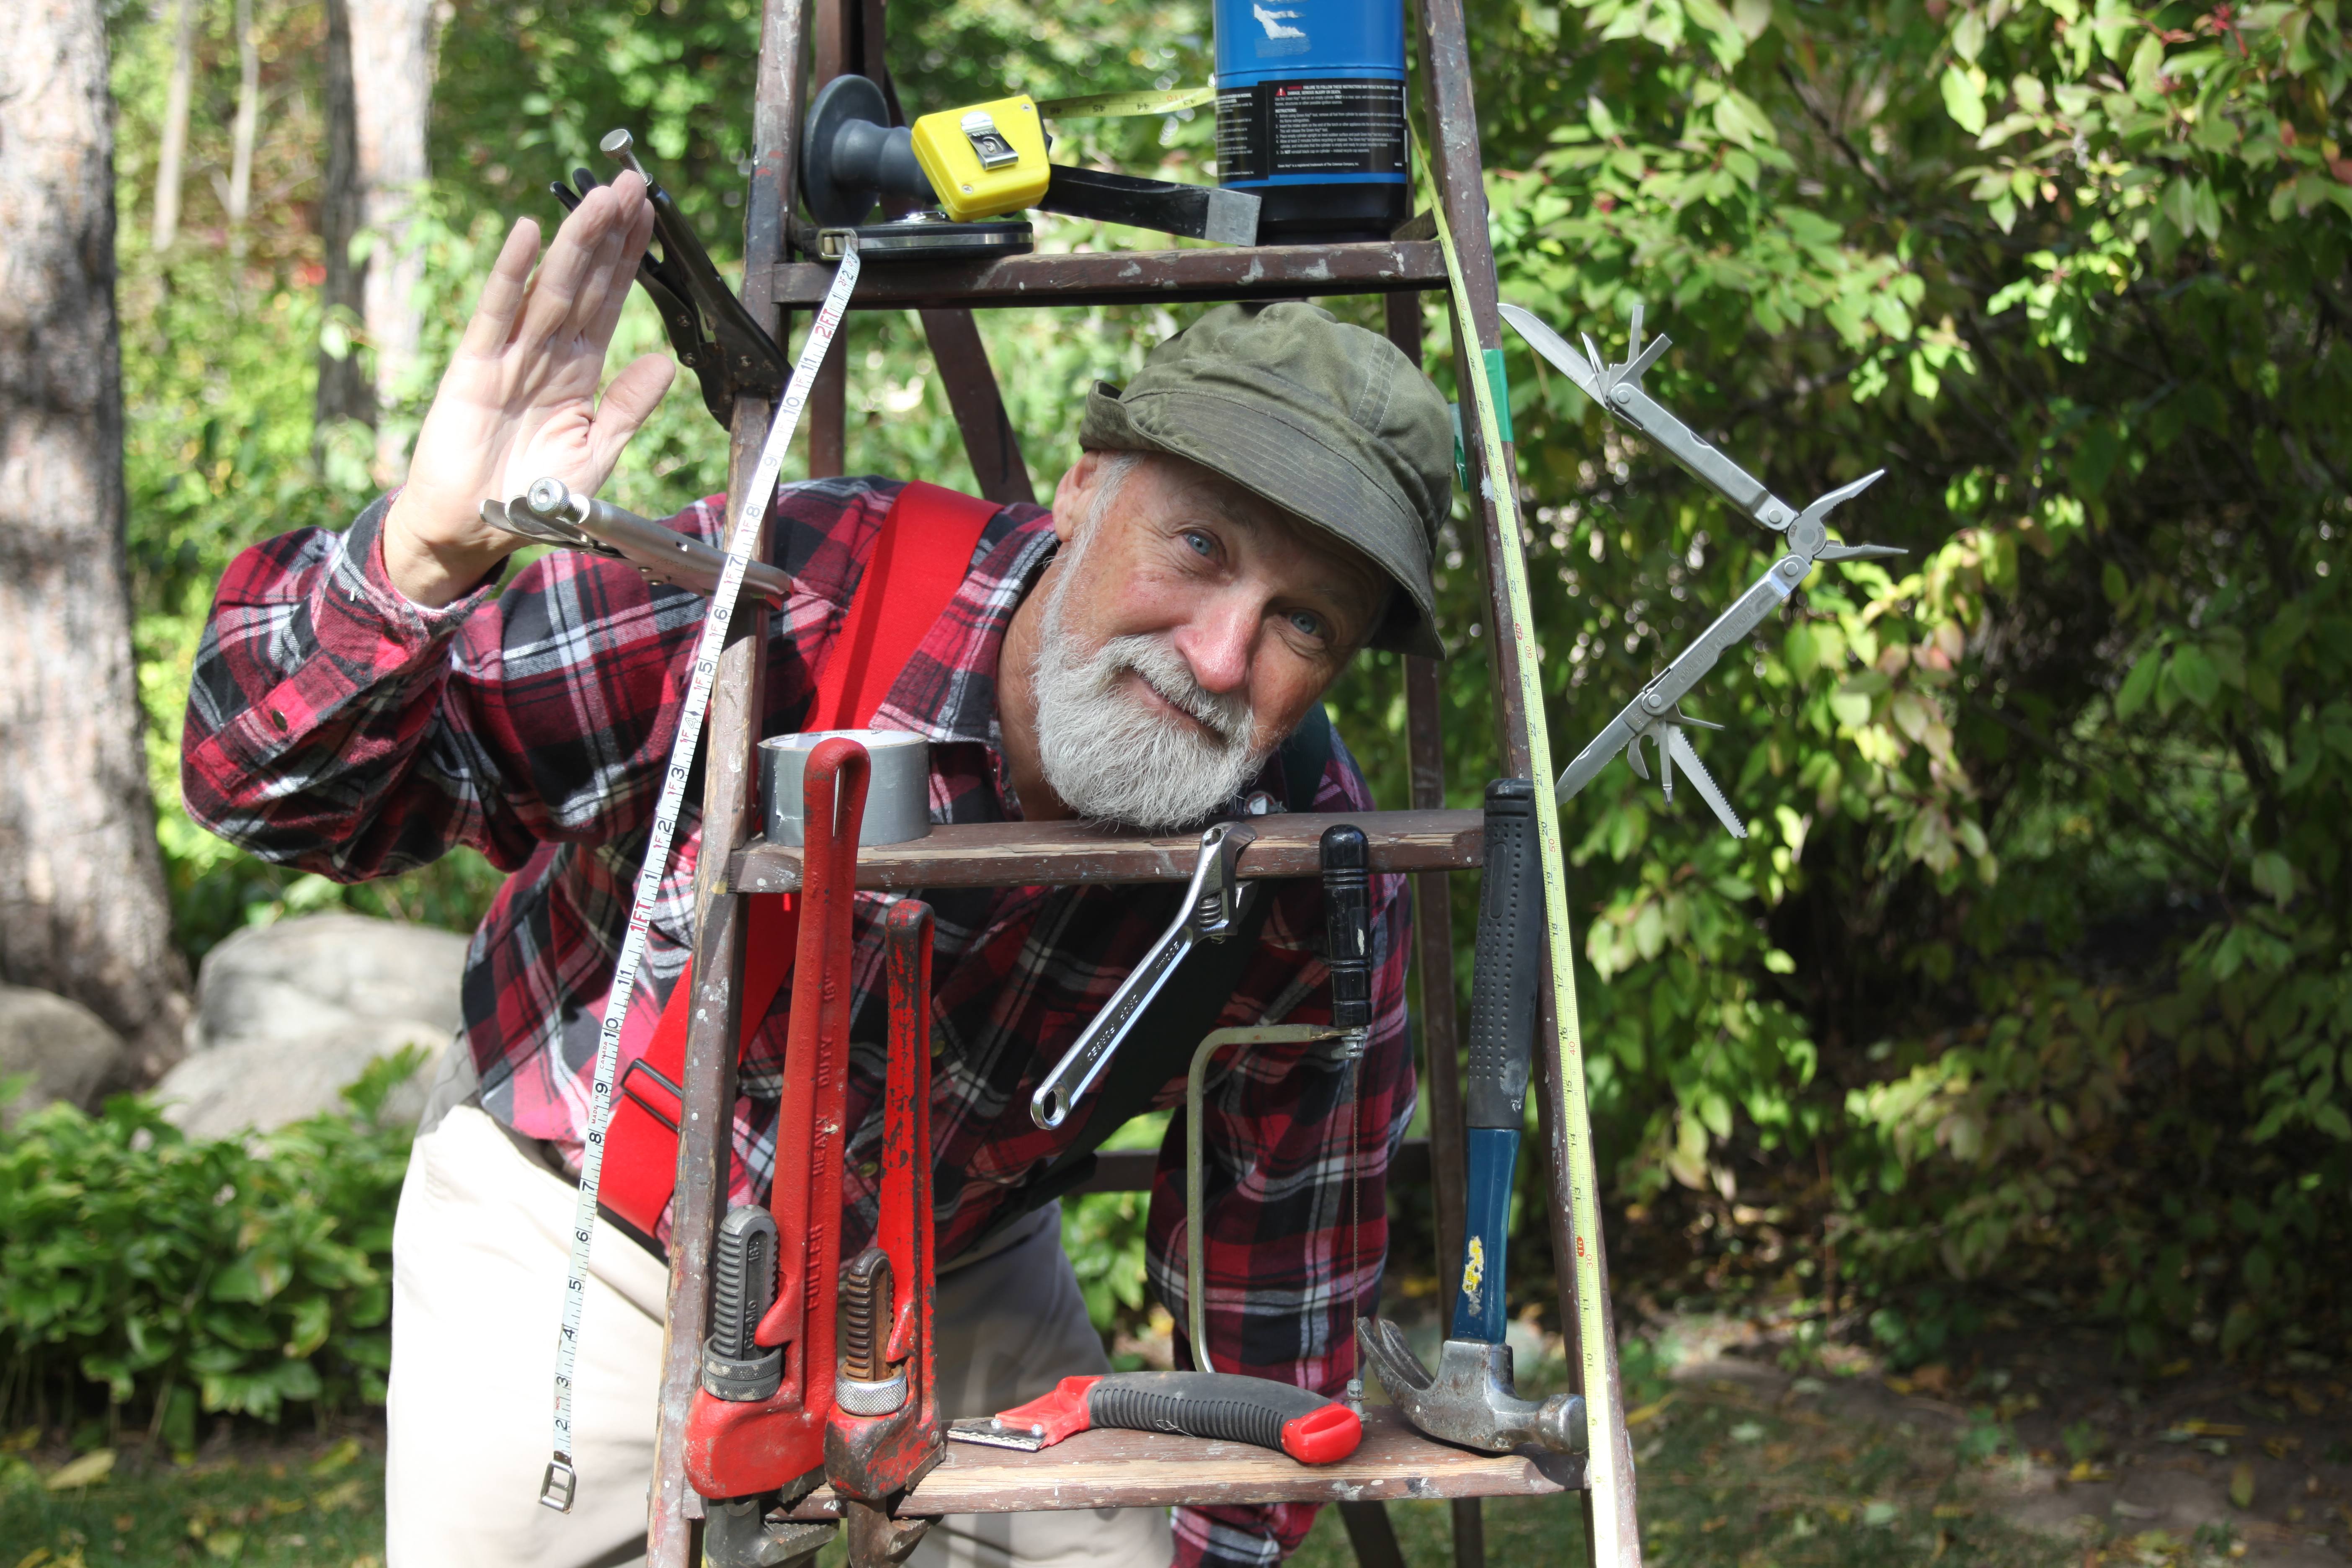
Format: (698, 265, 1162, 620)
(540, 239, 863, 1512)
(1424, 167, 1632, 1559)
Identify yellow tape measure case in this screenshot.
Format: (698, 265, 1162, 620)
(910, 95, 1050, 221)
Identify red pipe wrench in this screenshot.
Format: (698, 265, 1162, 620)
(687, 736, 867, 1515)
(825, 901, 944, 1562)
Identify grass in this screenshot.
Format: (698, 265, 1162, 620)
(1289, 1377, 2079, 1568)
(2, 1381, 2089, 1568)
(1, 1436, 385, 1568)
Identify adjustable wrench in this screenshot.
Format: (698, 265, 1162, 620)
(1029, 821, 1256, 1130)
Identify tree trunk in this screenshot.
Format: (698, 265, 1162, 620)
(347, 0, 441, 484)
(0, 0, 196, 1079)
(152, 0, 199, 250)
(227, 0, 260, 255)
(314, 0, 372, 435)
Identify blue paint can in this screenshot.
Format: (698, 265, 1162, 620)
(1214, 0, 1409, 244)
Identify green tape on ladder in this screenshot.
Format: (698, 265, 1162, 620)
(1483, 347, 1512, 446)
(1451, 351, 1515, 494)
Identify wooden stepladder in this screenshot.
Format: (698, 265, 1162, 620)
(645, 1, 1643, 1563)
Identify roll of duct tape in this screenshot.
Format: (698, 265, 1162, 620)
(760, 730, 933, 846)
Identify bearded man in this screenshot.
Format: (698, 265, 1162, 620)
(183, 173, 1454, 1568)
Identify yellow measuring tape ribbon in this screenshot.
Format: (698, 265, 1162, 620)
(1423, 149, 1631, 1563)
(1034, 85, 1215, 120)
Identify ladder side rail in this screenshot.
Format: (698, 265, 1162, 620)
(1409, 1, 1640, 1562)
(1388, 286, 1486, 1568)
(1337, 1499, 1408, 1568)
(1385, 302, 1472, 1322)
(1403, 666, 1470, 1304)
(650, 895, 753, 1567)
(646, 0, 814, 1558)
(833, 2, 1035, 503)
(807, 0, 857, 475)
(922, 308, 1036, 506)
(1408, 656, 1486, 1568)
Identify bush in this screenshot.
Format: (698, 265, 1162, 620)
(0, 1054, 419, 1444)
(1308, 0, 2352, 1365)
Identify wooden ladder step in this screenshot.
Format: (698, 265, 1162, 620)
(722, 808, 1483, 894)
(753, 239, 1446, 312)
(784, 1406, 1582, 1519)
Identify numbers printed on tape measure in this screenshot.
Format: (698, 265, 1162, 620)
(537, 241, 866, 1512)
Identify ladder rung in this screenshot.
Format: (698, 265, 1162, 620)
(722, 808, 1482, 895)
(751, 240, 1446, 312)
(784, 1406, 1581, 1518)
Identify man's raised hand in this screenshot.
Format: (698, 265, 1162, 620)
(380, 171, 677, 607)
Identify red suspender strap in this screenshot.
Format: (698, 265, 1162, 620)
(597, 482, 1000, 1238)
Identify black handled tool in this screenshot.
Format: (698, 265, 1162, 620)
(1039, 165, 1258, 245)
(1320, 822, 1372, 1032)
(946, 1372, 1360, 1464)
(1320, 822, 1373, 1406)
(552, 129, 788, 430)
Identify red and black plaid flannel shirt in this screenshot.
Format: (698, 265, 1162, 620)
(182, 476, 1415, 1565)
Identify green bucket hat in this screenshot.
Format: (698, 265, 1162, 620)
(1079, 301, 1453, 658)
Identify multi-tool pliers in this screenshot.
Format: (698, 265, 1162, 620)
(1498, 302, 1906, 838)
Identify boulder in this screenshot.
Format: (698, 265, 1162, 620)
(0, 985, 129, 1126)
(156, 913, 472, 1140)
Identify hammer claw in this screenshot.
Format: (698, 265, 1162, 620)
(1356, 1318, 1435, 1398)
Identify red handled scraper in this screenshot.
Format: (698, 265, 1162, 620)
(948, 1372, 1361, 1465)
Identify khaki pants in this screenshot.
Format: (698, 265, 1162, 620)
(386, 1104, 1170, 1568)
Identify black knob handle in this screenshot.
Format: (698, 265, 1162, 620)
(1465, 779, 1541, 1131)
(1320, 823, 1372, 1031)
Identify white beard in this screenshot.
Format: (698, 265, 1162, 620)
(1030, 516, 1273, 830)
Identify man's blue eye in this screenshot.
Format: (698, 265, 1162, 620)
(1288, 610, 1324, 638)
(1182, 531, 1214, 557)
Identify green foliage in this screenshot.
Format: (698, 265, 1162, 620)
(0, 1055, 419, 1431)
(111, 0, 516, 959)
(1060, 1112, 1169, 1338)
(1382, 0, 2350, 1361)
